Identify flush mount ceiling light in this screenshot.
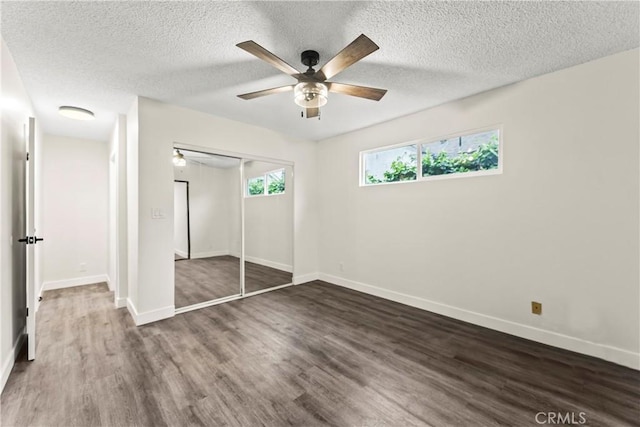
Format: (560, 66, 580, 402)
(58, 106, 95, 120)
(173, 149, 186, 167)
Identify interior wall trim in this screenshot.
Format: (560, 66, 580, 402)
(293, 272, 319, 285)
(1, 328, 25, 393)
(115, 297, 127, 309)
(190, 250, 229, 259)
(175, 293, 243, 314)
(244, 255, 292, 273)
(318, 273, 640, 370)
(42, 274, 110, 291)
(126, 298, 174, 326)
(174, 249, 189, 259)
(173, 142, 294, 167)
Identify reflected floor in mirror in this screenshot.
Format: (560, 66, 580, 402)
(245, 261, 292, 294)
(175, 256, 292, 308)
(175, 256, 240, 308)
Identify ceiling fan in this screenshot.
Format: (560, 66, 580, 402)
(236, 34, 387, 118)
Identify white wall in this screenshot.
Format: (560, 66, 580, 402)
(317, 49, 640, 369)
(126, 99, 140, 320)
(244, 161, 293, 271)
(42, 135, 109, 290)
(108, 148, 116, 291)
(173, 181, 189, 257)
(108, 114, 128, 308)
(0, 39, 34, 391)
(125, 97, 318, 324)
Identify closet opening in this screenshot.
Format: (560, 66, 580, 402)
(172, 145, 294, 314)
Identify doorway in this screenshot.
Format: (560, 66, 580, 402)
(173, 180, 190, 261)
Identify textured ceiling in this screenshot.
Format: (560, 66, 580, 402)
(1, 1, 638, 142)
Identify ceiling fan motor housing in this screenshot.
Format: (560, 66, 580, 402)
(301, 50, 320, 70)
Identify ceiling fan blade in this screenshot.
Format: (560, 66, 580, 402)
(306, 107, 319, 118)
(237, 85, 295, 100)
(236, 41, 301, 76)
(315, 34, 379, 81)
(327, 82, 387, 101)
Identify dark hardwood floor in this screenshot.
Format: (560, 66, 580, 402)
(2, 281, 639, 426)
(245, 259, 292, 294)
(175, 255, 293, 308)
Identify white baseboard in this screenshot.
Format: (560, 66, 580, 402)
(245, 255, 292, 273)
(191, 250, 229, 259)
(318, 273, 640, 370)
(1, 329, 25, 393)
(106, 274, 114, 292)
(293, 272, 319, 285)
(174, 249, 188, 258)
(126, 298, 174, 326)
(115, 297, 127, 309)
(42, 274, 109, 291)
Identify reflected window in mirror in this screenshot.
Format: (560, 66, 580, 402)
(246, 168, 285, 197)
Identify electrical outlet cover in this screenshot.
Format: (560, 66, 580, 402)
(531, 301, 542, 315)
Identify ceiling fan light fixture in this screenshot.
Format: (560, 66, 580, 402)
(173, 149, 186, 167)
(294, 82, 328, 108)
(58, 105, 95, 120)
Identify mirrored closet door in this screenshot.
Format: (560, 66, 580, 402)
(243, 160, 294, 294)
(173, 149, 242, 309)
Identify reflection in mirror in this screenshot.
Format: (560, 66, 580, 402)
(173, 149, 242, 309)
(243, 160, 293, 293)
(174, 181, 190, 260)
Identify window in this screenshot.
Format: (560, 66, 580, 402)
(266, 169, 285, 195)
(247, 176, 265, 196)
(363, 144, 417, 185)
(421, 129, 499, 178)
(361, 128, 501, 186)
(246, 168, 285, 196)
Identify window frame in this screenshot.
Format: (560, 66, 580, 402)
(360, 125, 503, 187)
(245, 167, 286, 197)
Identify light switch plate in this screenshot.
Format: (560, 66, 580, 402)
(151, 208, 165, 219)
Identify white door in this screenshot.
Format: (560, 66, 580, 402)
(24, 117, 37, 360)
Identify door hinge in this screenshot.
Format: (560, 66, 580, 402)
(26, 152, 30, 161)
(26, 307, 29, 317)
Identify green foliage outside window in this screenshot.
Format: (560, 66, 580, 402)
(268, 173, 285, 194)
(248, 177, 264, 195)
(366, 154, 416, 184)
(423, 136, 499, 176)
(366, 137, 499, 184)
(247, 169, 285, 196)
